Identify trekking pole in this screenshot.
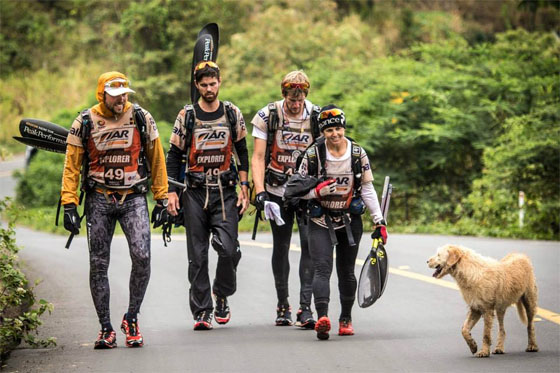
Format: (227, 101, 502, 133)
(251, 210, 260, 240)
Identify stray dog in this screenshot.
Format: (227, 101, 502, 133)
(427, 244, 539, 357)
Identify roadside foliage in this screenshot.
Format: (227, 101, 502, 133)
(2, 0, 559, 240)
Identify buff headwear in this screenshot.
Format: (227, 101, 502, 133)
(92, 71, 134, 117)
(318, 104, 346, 132)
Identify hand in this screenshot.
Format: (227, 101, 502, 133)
(63, 204, 80, 235)
(237, 187, 249, 215)
(371, 220, 388, 245)
(254, 191, 269, 211)
(167, 192, 180, 216)
(315, 178, 337, 198)
(151, 199, 169, 229)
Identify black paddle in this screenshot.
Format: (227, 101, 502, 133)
(357, 176, 392, 308)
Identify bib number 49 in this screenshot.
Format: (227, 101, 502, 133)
(104, 167, 125, 186)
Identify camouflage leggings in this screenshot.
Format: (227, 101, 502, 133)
(85, 192, 151, 326)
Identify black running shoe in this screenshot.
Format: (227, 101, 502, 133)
(94, 329, 117, 349)
(194, 310, 213, 330)
(275, 304, 293, 326)
(214, 295, 231, 325)
(295, 305, 316, 329)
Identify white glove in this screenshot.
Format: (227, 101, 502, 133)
(263, 201, 285, 226)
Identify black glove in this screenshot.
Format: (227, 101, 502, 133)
(63, 204, 80, 235)
(151, 199, 169, 229)
(371, 219, 388, 245)
(254, 191, 269, 211)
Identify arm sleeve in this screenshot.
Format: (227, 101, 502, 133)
(61, 144, 84, 206)
(234, 137, 249, 173)
(361, 182, 384, 224)
(166, 144, 184, 194)
(145, 137, 168, 201)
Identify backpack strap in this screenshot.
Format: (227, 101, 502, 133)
(310, 104, 321, 140)
(350, 140, 362, 195)
(264, 102, 278, 168)
(132, 104, 150, 176)
(224, 100, 238, 142)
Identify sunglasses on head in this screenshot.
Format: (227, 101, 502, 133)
(283, 82, 310, 90)
(319, 108, 344, 120)
(194, 60, 219, 72)
(105, 80, 129, 88)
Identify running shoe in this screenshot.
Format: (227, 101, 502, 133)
(315, 316, 331, 340)
(94, 329, 117, 349)
(214, 295, 231, 325)
(295, 305, 316, 329)
(275, 304, 293, 326)
(120, 314, 144, 347)
(194, 310, 213, 330)
(338, 318, 354, 336)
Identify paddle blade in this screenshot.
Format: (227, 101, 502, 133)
(19, 118, 69, 144)
(190, 23, 219, 104)
(377, 243, 389, 297)
(13, 136, 67, 154)
(357, 249, 382, 308)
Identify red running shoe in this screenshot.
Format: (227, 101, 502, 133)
(338, 318, 354, 336)
(315, 316, 331, 340)
(94, 329, 117, 349)
(120, 314, 144, 347)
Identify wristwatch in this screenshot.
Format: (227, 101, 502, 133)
(240, 181, 250, 188)
(157, 199, 169, 207)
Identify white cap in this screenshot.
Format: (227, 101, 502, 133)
(104, 78, 135, 97)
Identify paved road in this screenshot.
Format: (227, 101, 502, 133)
(3, 229, 559, 372)
(2, 157, 559, 372)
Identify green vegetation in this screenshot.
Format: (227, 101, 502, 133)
(0, 199, 56, 363)
(2, 0, 558, 241)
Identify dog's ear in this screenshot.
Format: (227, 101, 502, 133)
(446, 246, 463, 267)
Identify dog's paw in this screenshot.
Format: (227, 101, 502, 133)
(493, 348, 504, 354)
(526, 344, 539, 352)
(467, 341, 478, 354)
(475, 350, 490, 358)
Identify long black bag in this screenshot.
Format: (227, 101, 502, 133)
(357, 176, 392, 308)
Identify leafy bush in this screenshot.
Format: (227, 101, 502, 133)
(0, 199, 55, 363)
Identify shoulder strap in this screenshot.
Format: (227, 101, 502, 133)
(183, 104, 195, 169)
(224, 101, 238, 144)
(133, 104, 148, 146)
(305, 136, 326, 178)
(310, 104, 321, 140)
(350, 140, 362, 194)
(264, 102, 278, 167)
(132, 104, 150, 176)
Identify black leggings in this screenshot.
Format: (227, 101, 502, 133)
(183, 186, 240, 317)
(308, 216, 362, 320)
(85, 192, 151, 326)
(269, 194, 313, 307)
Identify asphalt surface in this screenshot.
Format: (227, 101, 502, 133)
(1, 156, 559, 372)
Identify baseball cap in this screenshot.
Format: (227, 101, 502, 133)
(104, 78, 135, 97)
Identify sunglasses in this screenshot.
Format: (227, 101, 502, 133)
(194, 60, 219, 72)
(105, 80, 129, 88)
(282, 82, 310, 90)
(319, 108, 344, 120)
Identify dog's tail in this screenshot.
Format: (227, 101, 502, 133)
(516, 298, 529, 325)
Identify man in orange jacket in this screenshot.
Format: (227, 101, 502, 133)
(61, 71, 168, 349)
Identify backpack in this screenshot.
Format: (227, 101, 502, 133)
(181, 101, 238, 174)
(300, 136, 363, 196)
(264, 102, 321, 168)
